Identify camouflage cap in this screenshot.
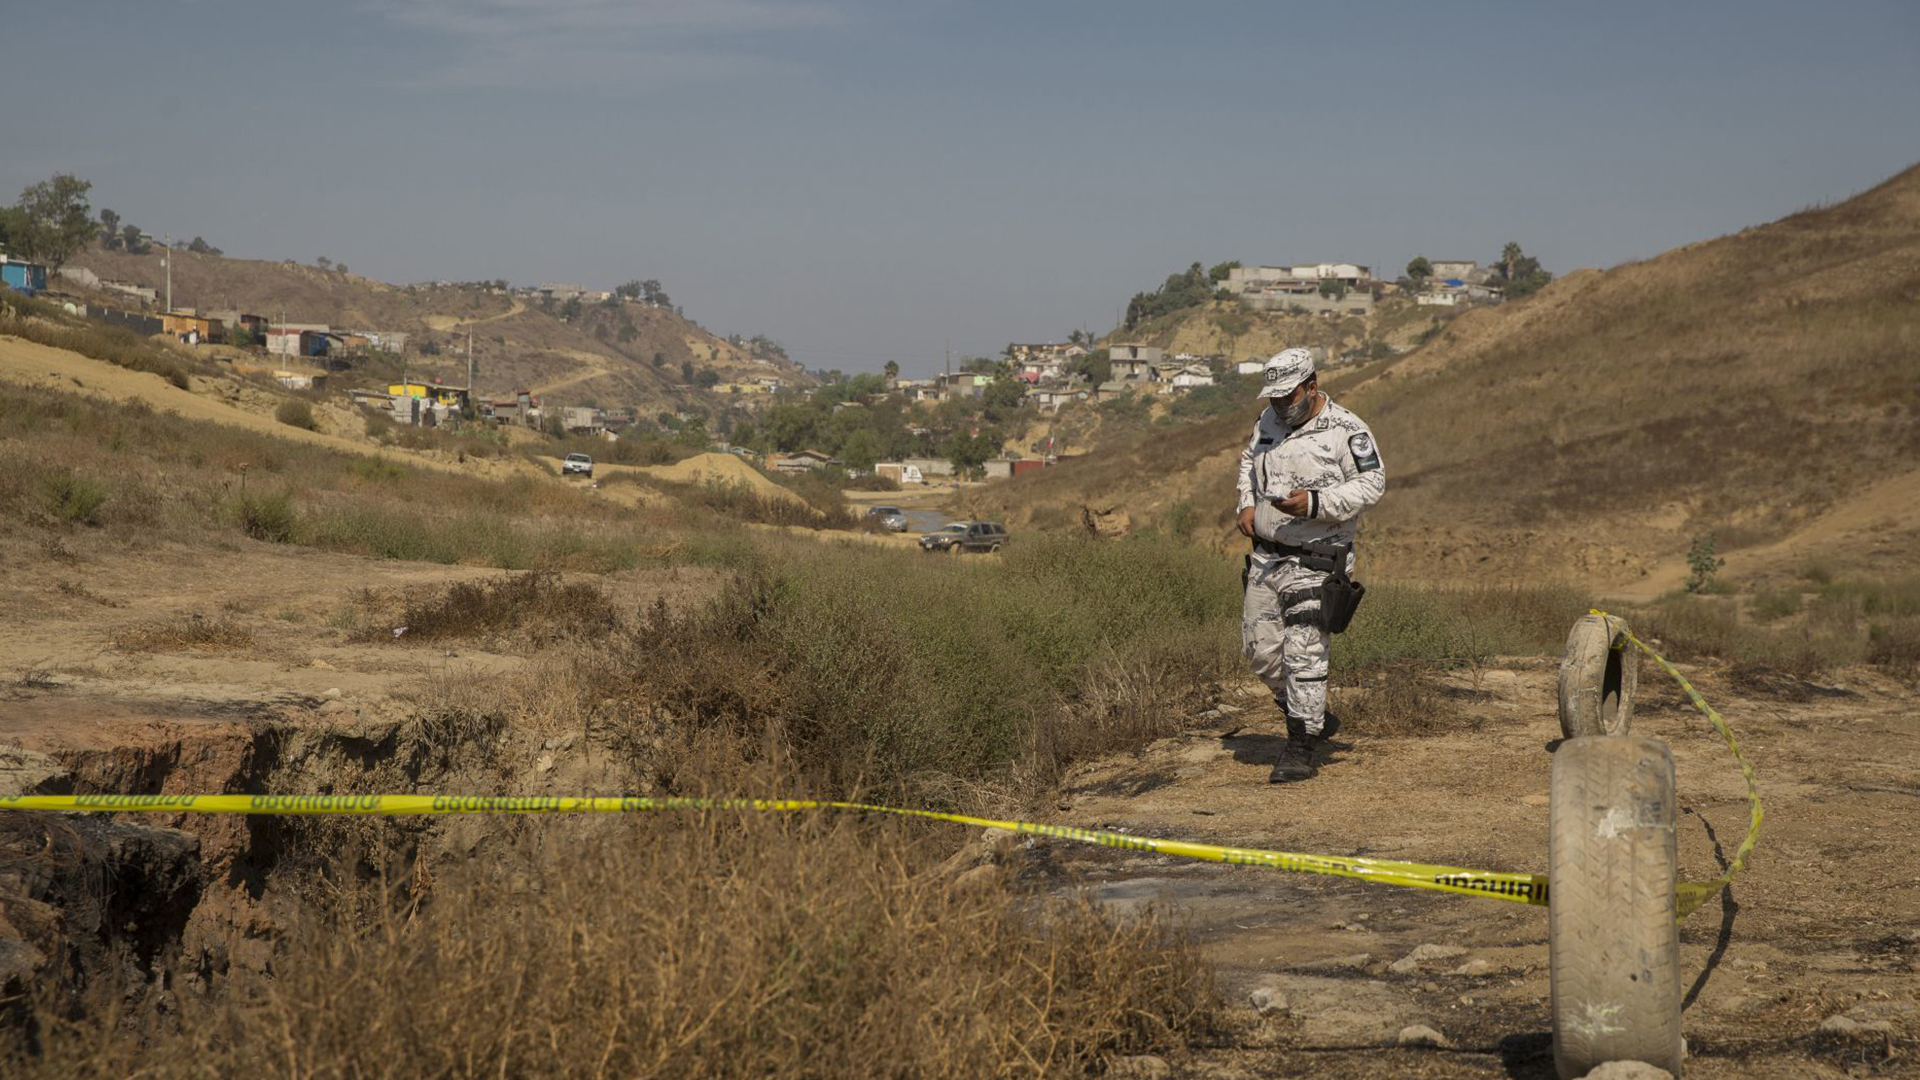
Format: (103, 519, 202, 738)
(1257, 348, 1315, 398)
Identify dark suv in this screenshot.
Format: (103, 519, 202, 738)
(957, 521, 1009, 554)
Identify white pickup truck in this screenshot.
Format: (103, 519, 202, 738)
(562, 453, 594, 478)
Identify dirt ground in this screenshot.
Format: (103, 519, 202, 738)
(0, 529, 721, 757)
(1019, 662, 1919, 1078)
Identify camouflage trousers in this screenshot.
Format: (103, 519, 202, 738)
(1241, 554, 1343, 734)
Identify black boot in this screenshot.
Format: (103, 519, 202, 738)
(1316, 709, 1341, 745)
(1269, 716, 1319, 783)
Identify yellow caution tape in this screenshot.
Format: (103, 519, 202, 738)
(0, 617, 1756, 919)
(0, 792, 1552, 907)
(1591, 609, 1764, 919)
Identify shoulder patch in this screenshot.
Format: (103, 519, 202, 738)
(1348, 432, 1380, 472)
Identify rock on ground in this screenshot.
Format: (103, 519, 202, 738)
(1106, 1054, 1171, 1079)
(1388, 942, 1468, 973)
(1579, 1062, 1674, 1080)
(1396, 1024, 1451, 1048)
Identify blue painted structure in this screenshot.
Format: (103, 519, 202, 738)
(1, 260, 49, 296)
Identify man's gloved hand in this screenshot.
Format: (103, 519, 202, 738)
(1237, 506, 1255, 537)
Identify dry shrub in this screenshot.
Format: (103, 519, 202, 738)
(9, 817, 1216, 1079)
(354, 572, 620, 645)
(1867, 617, 1920, 680)
(1033, 639, 1227, 779)
(1333, 662, 1472, 737)
(111, 615, 254, 653)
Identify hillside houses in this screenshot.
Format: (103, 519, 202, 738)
(1220, 263, 1378, 316)
(1413, 260, 1504, 307)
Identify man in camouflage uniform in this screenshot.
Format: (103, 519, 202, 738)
(1236, 348, 1386, 782)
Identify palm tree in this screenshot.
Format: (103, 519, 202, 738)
(1500, 242, 1524, 282)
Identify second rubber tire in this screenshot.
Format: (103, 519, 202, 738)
(1557, 614, 1639, 739)
(1549, 735, 1684, 1079)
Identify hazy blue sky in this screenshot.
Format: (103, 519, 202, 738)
(5, 1, 1916, 374)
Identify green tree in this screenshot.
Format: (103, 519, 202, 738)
(1685, 535, 1726, 593)
(187, 236, 222, 255)
(120, 224, 149, 254)
(11, 174, 98, 268)
(840, 428, 882, 472)
(97, 208, 120, 248)
(652, 350, 667, 368)
(1406, 255, 1432, 282)
(695, 369, 721, 388)
(1208, 259, 1241, 282)
(1123, 260, 1215, 330)
(1492, 242, 1553, 299)
(680, 360, 695, 383)
(941, 430, 996, 477)
(615, 280, 642, 301)
(883, 359, 900, 384)
(981, 377, 1026, 423)
(1074, 347, 1111, 384)
(1317, 278, 1348, 299)
(560, 295, 583, 321)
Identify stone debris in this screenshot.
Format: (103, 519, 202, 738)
(1395, 1024, 1450, 1049)
(1579, 1063, 1673, 1080)
(1247, 985, 1288, 1016)
(1389, 943, 1467, 973)
(1294, 952, 1372, 972)
(1106, 1054, 1171, 1080)
(1449, 958, 1495, 977)
(1818, 1013, 1895, 1039)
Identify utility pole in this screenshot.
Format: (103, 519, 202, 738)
(466, 324, 475, 408)
(162, 234, 172, 312)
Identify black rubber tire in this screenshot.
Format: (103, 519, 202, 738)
(1557, 614, 1639, 739)
(1549, 735, 1683, 1079)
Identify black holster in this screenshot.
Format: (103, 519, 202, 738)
(1319, 555, 1365, 635)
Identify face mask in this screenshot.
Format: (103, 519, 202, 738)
(1282, 389, 1314, 427)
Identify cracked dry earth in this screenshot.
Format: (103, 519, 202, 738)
(1016, 662, 1919, 1078)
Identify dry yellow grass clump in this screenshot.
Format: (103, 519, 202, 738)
(10, 815, 1217, 1080)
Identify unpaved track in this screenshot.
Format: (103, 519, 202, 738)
(1024, 665, 1918, 1077)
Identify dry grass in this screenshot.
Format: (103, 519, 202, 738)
(0, 380, 697, 572)
(350, 572, 621, 646)
(8, 816, 1217, 1080)
(110, 614, 255, 653)
(1629, 577, 1920, 681)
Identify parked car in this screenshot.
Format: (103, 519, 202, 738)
(562, 452, 594, 478)
(957, 521, 1010, 553)
(918, 522, 969, 553)
(864, 505, 909, 532)
(920, 521, 1009, 554)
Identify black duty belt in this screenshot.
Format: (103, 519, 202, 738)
(1252, 538, 1347, 571)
